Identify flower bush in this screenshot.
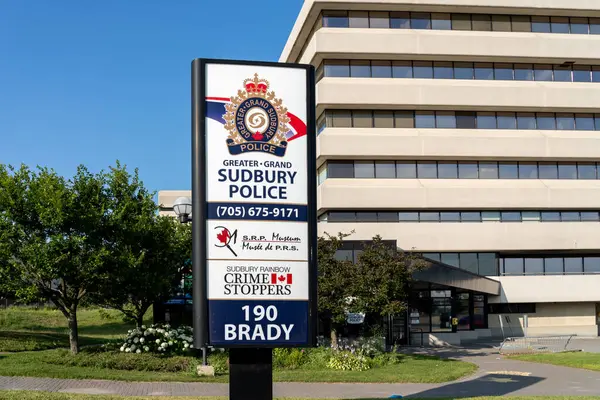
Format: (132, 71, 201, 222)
(327, 349, 371, 371)
(315, 335, 391, 371)
(119, 323, 194, 355)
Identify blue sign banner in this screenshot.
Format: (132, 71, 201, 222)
(207, 202, 307, 222)
(209, 300, 309, 346)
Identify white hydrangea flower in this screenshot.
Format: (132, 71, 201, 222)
(184, 343, 189, 348)
(168, 341, 173, 346)
(155, 339, 161, 344)
(125, 348, 131, 353)
(136, 349, 141, 354)
(120, 346, 125, 352)
(144, 346, 149, 352)
(139, 337, 145, 343)
(130, 345, 136, 351)
(141, 325, 146, 329)
(161, 342, 168, 348)
(134, 337, 139, 343)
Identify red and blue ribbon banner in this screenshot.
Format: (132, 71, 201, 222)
(206, 97, 307, 142)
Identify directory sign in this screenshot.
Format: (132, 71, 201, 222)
(196, 59, 316, 347)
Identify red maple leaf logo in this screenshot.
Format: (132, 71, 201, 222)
(216, 228, 229, 244)
(278, 275, 286, 282)
(252, 131, 264, 141)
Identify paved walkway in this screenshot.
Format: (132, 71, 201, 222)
(3, 345, 600, 398)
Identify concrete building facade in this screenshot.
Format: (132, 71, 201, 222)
(160, 0, 600, 345)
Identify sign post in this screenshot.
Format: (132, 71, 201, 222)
(191, 58, 317, 399)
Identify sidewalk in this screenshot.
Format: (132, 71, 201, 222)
(2, 346, 600, 398)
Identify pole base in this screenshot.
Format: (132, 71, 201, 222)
(229, 348, 272, 400)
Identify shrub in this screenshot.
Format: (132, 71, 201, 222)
(44, 348, 200, 373)
(118, 323, 194, 355)
(208, 350, 229, 374)
(273, 348, 307, 369)
(327, 350, 371, 371)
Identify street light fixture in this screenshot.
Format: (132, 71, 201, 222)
(173, 197, 192, 223)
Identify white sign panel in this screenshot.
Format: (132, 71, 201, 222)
(207, 260, 309, 300)
(201, 60, 313, 347)
(207, 220, 308, 261)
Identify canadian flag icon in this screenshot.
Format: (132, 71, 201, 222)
(271, 273, 293, 284)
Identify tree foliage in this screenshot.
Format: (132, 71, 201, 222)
(0, 161, 191, 352)
(317, 232, 426, 345)
(91, 164, 191, 327)
(0, 164, 111, 354)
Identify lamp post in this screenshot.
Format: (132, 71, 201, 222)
(172, 196, 208, 366)
(173, 196, 192, 224)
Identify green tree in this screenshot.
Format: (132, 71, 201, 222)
(352, 236, 427, 320)
(316, 232, 355, 347)
(92, 164, 191, 327)
(317, 233, 426, 346)
(97, 217, 191, 327)
(0, 164, 110, 354)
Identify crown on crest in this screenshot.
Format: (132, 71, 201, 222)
(243, 74, 270, 97)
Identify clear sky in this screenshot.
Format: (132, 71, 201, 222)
(0, 0, 303, 193)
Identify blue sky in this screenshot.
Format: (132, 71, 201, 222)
(0, 0, 303, 193)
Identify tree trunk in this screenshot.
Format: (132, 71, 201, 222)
(68, 308, 79, 355)
(135, 313, 144, 328)
(135, 302, 150, 328)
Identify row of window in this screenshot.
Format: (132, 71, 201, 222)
(421, 252, 498, 276)
(320, 210, 600, 223)
(322, 10, 600, 34)
(323, 161, 600, 180)
(336, 243, 600, 277)
(423, 252, 600, 276)
(500, 256, 600, 276)
(319, 60, 600, 82)
(318, 110, 600, 132)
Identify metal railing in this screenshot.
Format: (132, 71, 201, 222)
(499, 335, 575, 355)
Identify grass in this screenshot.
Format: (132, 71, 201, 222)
(0, 348, 476, 383)
(0, 307, 151, 352)
(0, 307, 477, 384)
(510, 351, 600, 372)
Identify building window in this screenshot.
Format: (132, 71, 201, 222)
(390, 11, 410, 29)
(372, 61, 392, 78)
(503, 258, 524, 275)
(320, 59, 600, 83)
(370, 11, 390, 28)
(319, 11, 600, 37)
(323, 11, 349, 28)
(396, 162, 417, 178)
(411, 12, 431, 29)
(327, 162, 354, 178)
(349, 11, 369, 28)
(354, 161, 375, 178)
(432, 13, 452, 30)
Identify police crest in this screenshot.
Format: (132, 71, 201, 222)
(223, 74, 290, 157)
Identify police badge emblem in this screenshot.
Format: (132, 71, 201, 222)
(222, 74, 291, 157)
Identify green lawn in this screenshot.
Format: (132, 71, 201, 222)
(510, 352, 600, 372)
(0, 307, 476, 384)
(0, 307, 151, 352)
(0, 349, 475, 383)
